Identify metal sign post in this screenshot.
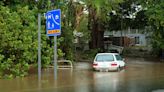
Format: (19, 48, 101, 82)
(46, 9, 61, 80)
(54, 36, 57, 79)
(38, 13, 41, 80)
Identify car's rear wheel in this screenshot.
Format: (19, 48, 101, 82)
(117, 66, 121, 71)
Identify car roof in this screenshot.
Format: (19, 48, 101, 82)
(96, 53, 119, 55)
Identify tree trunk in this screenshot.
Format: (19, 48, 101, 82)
(89, 15, 104, 50)
(88, 6, 104, 51)
(97, 30, 104, 51)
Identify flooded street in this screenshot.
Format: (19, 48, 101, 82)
(1, 58, 164, 92)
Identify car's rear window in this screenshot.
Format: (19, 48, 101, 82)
(96, 54, 114, 62)
(115, 55, 123, 61)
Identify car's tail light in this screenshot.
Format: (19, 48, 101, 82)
(111, 63, 117, 66)
(93, 63, 98, 67)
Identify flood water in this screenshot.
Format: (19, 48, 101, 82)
(1, 58, 164, 92)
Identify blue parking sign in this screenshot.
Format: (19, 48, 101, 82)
(46, 9, 61, 36)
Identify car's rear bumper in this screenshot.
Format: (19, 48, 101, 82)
(93, 67, 118, 71)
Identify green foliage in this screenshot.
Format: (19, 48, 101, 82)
(59, 1, 78, 61)
(0, 3, 64, 78)
(87, 0, 124, 49)
(0, 0, 79, 78)
(129, 0, 164, 56)
(145, 0, 164, 28)
(76, 16, 90, 44)
(61, 26, 74, 60)
(143, 0, 164, 54)
(151, 28, 164, 54)
(81, 49, 99, 60)
(0, 5, 32, 78)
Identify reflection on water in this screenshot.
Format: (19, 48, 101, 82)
(92, 72, 121, 92)
(0, 58, 164, 92)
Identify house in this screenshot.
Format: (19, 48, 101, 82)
(104, 28, 151, 47)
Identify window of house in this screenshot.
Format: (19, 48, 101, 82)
(135, 37, 139, 44)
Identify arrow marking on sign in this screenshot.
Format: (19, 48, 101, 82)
(52, 14, 60, 25)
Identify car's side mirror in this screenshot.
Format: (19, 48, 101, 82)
(122, 58, 125, 61)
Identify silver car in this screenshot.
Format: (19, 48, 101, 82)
(93, 53, 125, 71)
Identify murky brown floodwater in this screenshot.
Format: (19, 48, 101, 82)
(1, 58, 164, 92)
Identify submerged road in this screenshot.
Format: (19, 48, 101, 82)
(1, 58, 164, 92)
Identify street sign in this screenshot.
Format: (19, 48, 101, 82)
(46, 9, 61, 36)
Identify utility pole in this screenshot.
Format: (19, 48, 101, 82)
(120, 4, 123, 47)
(121, 16, 123, 46)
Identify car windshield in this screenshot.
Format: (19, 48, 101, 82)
(115, 55, 123, 61)
(96, 54, 114, 62)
